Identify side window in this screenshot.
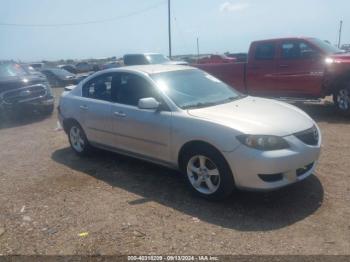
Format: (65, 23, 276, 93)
(281, 41, 318, 59)
(82, 74, 112, 102)
(255, 43, 275, 60)
(116, 74, 159, 106)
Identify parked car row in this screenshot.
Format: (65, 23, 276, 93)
(40, 68, 91, 87)
(196, 54, 237, 64)
(123, 53, 188, 66)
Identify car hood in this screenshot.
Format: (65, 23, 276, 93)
(0, 75, 46, 93)
(187, 96, 315, 136)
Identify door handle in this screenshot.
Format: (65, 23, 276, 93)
(80, 105, 88, 111)
(114, 111, 127, 117)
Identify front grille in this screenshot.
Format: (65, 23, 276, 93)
(2, 84, 47, 105)
(294, 126, 319, 146)
(0, 83, 23, 93)
(296, 162, 314, 176)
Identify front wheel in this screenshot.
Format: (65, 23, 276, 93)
(68, 123, 92, 156)
(334, 84, 350, 116)
(182, 146, 235, 200)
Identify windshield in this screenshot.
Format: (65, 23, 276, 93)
(146, 54, 170, 64)
(49, 68, 75, 77)
(0, 63, 28, 78)
(309, 38, 345, 54)
(151, 69, 242, 109)
(22, 65, 37, 74)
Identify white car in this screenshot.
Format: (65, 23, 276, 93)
(58, 65, 321, 200)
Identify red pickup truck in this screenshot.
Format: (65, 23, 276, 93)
(195, 37, 350, 115)
(197, 54, 236, 64)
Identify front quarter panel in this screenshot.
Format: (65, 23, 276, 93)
(170, 111, 242, 165)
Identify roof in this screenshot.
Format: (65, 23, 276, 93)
(124, 53, 162, 56)
(252, 36, 315, 43)
(122, 64, 194, 74)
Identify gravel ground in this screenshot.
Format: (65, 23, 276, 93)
(0, 88, 349, 256)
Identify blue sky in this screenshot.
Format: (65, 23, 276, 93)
(0, 0, 349, 61)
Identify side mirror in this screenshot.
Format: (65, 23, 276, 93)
(138, 97, 160, 110)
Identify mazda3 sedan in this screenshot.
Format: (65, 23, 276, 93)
(58, 65, 321, 200)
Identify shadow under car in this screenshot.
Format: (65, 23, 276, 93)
(52, 147, 324, 232)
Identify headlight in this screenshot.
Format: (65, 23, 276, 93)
(237, 135, 289, 151)
(325, 57, 334, 64)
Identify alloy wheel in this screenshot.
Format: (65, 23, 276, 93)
(69, 126, 85, 153)
(186, 155, 221, 195)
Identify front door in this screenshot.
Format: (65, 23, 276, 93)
(275, 40, 325, 97)
(111, 73, 172, 162)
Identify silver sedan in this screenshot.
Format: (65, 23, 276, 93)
(58, 65, 321, 200)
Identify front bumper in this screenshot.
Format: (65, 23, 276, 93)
(0, 95, 54, 112)
(223, 134, 321, 191)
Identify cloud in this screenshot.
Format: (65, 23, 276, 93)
(219, 1, 250, 12)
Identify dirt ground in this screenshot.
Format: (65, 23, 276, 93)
(0, 88, 349, 256)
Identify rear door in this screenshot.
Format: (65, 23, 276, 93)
(246, 41, 278, 96)
(79, 73, 114, 145)
(274, 40, 325, 97)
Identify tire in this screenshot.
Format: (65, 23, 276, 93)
(40, 104, 54, 116)
(333, 82, 350, 116)
(181, 144, 235, 200)
(67, 122, 92, 156)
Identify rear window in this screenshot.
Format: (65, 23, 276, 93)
(124, 55, 149, 66)
(255, 43, 276, 60)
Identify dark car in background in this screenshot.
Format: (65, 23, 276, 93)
(58, 64, 77, 74)
(341, 44, 350, 52)
(21, 64, 47, 80)
(101, 61, 122, 70)
(0, 62, 54, 117)
(40, 68, 89, 87)
(123, 53, 188, 66)
(75, 62, 93, 73)
(29, 63, 45, 70)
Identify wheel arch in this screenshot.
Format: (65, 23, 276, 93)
(177, 140, 225, 171)
(62, 118, 83, 134)
(325, 70, 350, 96)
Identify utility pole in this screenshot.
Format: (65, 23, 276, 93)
(168, 0, 172, 58)
(338, 20, 343, 48)
(196, 37, 200, 63)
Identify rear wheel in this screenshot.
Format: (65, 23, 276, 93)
(181, 145, 235, 200)
(68, 122, 92, 156)
(334, 82, 350, 116)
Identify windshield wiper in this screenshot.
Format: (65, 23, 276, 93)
(182, 96, 243, 109)
(182, 101, 218, 109)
